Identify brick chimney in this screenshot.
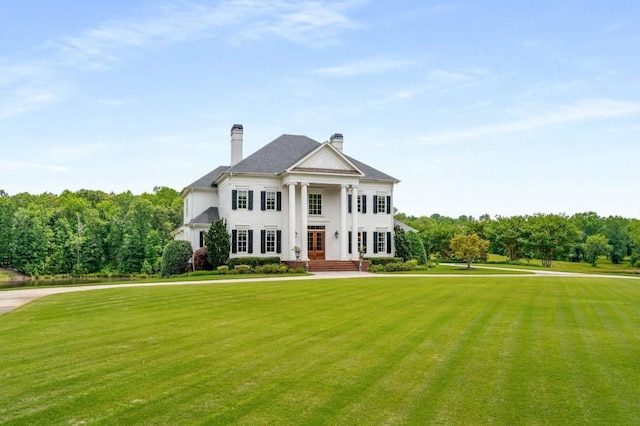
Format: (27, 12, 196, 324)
(230, 124, 243, 166)
(329, 133, 343, 152)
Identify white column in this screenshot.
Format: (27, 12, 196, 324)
(351, 186, 359, 260)
(300, 183, 309, 261)
(340, 184, 348, 260)
(288, 182, 297, 261)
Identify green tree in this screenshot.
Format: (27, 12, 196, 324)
(204, 219, 230, 268)
(450, 233, 489, 269)
(10, 206, 53, 276)
(603, 216, 631, 264)
(629, 219, 640, 266)
(0, 195, 16, 266)
(485, 215, 527, 261)
(160, 240, 193, 277)
(406, 231, 427, 264)
(393, 225, 411, 261)
(583, 234, 611, 266)
(525, 214, 580, 267)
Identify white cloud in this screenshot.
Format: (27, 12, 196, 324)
(49, 0, 361, 68)
(98, 98, 137, 107)
(0, 87, 61, 120)
(420, 99, 640, 144)
(310, 57, 414, 76)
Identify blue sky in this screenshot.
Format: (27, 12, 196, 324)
(1, 0, 639, 218)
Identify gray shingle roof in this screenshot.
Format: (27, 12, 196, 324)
(186, 165, 228, 189)
(186, 134, 397, 188)
(394, 219, 417, 232)
(189, 207, 219, 224)
(226, 134, 319, 174)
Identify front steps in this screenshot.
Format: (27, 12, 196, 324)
(284, 260, 370, 272)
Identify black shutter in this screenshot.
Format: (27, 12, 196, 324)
(248, 230, 254, 253)
(260, 191, 266, 211)
(248, 191, 254, 211)
(232, 229, 237, 253)
(362, 195, 367, 214)
(386, 232, 392, 254)
(232, 190, 238, 210)
(276, 230, 282, 253)
(373, 195, 378, 214)
(276, 192, 282, 211)
(373, 232, 378, 253)
(386, 196, 391, 214)
(348, 194, 352, 213)
(348, 231, 352, 254)
(260, 230, 266, 254)
(362, 232, 367, 253)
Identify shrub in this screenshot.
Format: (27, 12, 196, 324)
(234, 264, 252, 274)
(193, 247, 211, 270)
(228, 257, 281, 269)
(204, 219, 230, 268)
(405, 259, 418, 269)
(160, 240, 193, 277)
(254, 264, 288, 274)
(369, 264, 385, 273)
(217, 265, 229, 275)
(365, 257, 404, 266)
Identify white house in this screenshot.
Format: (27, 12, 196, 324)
(173, 124, 399, 267)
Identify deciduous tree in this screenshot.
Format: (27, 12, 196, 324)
(583, 234, 611, 266)
(450, 233, 489, 269)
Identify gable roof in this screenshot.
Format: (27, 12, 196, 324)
(185, 134, 397, 190)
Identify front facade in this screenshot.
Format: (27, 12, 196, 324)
(173, 124, 399, 262)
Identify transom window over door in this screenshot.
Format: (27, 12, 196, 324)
(309, 193, 322, 215)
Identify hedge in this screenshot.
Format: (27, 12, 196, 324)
(227, 256, 281, 268)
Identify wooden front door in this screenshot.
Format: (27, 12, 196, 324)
(307, 231, 325, 260)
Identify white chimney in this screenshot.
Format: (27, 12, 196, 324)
(230, 124, 243, 166)
(329, 133, 343, 152)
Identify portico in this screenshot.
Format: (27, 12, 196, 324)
(284, 179, 361, 262)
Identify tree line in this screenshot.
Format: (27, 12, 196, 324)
(0, 188, 182, 276)
(395, 211, 640, 267)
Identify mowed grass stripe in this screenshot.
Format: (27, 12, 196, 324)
(1, 277, 639, 424)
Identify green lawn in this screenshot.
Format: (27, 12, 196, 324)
(480, 258, 640, 275)
(1, 276, 639, 424)
(387, 264, 534, 274)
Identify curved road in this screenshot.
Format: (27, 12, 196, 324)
(1, 268, 638, 316)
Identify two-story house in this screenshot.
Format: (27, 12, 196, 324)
(173, 124, 399, 268)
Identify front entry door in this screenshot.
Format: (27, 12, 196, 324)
(307, 231, 325, 260)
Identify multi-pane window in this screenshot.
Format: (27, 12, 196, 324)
(265, 230, 276, 253)
(377, 195, 387, 214)
(309, 193, 322, 215)
(237, 230, 248, 253)
(237, 190, 248, 210)
(357, 195, 362, 213)
(265, 191, 276, 210)
(357, 231, 363, 252)
(377, 231, 386, 254)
